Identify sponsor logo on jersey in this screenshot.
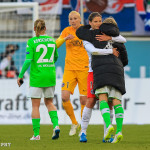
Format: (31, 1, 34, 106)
(70, 39, 83, 46)
(26, 52, 30, 54)
(43, 64, 54, 67)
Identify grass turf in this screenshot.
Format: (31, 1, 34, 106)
(0, 125, 150, 150)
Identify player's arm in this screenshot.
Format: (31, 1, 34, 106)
(56, 37, 65, 48)
(17, 40, 33, 87)
(84, 41, 119, 57)
(17, 59, 31, 87)
(95, 34, 126, 43)
(84, 41, 112, 55)
(76, 25, 92, 41)
(56, 28, 74, 48)
(111, 35, 126, 43)
(54, 44, 59, 63)
(18, 59, 31, 78)
(56, 34, 74, 48)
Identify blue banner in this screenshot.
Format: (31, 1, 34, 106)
(60, 7, 135, 32)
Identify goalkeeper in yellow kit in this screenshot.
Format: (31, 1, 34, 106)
(56, 11, 89, 136)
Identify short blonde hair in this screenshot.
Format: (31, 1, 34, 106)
(103, 17, 118, 27)
(69, 11, 81, 18)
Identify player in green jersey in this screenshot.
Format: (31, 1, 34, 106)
(17, 19, 60, 140)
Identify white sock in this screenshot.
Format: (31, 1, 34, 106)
(81, 106, 92, 135)
(104, 121, 106, 137)
(103, 109, 113, 137)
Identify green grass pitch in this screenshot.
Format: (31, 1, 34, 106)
(0, 125, 150, 150)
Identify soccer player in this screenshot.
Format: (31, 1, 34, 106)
(94, 17, 127, 144)
(76, 13, 127, 143)
(17, 19, 60, 140)
(55, 11, 89, 136)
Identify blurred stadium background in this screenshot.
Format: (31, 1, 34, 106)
(0, 0, 150, 127)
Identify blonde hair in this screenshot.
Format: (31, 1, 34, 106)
(69, 11, 81, 18)
(34, 19, 46, 37)
(103, 17, 118, 27)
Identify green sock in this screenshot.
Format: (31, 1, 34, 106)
(100, 100, 111, 128)
(32, 118, 40, 136)
(49, 111, 59, 129)
(114, 104, 124, 134)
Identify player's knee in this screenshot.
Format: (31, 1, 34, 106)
(62, 90, 70, 102)
(86, 102, 94, 108)
(80, 95, 87, 105)
(62, 94, 69, 102)
(32, 105, 40, 110)
(32, 103, 40, 109)
(113, 99, 121, 106)
(86, 98, 96, 108)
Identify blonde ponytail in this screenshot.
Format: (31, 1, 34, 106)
(34, 19, 46, 37)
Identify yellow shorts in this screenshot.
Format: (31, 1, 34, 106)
(62, 70, 88, 95)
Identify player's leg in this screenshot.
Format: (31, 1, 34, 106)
(80, 72, 96, 142)
(61, 70, 79, 136)
(103, 101, 114, 143)
(110, 87, 123, 143)
(95, 86, 114, 140)
(80, 95, 87, 118)
(81, 98, 96, 134)
(80, 97, 96, 142)
(112, 103, 123, 142)
(108, 101, 114, 126)
(29, 87, 42, 140)
(44, 86, 60, 139)
(112, 99, 124, 143)
(77, 70, 88, 118)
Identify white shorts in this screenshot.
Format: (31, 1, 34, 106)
(29, 86, 55, 98)
(95, 85, 122, 101)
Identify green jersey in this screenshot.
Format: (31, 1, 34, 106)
(24, 35, 58, 87)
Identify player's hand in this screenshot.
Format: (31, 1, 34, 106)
(65, 34, 74, 40)
(113, 48, 119, 57)
(17, 78, 24, 87)
(95, 33, 111, 41)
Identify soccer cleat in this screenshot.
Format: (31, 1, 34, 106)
(111, 132, 123, 143)
(102, 135, 114, 143)
(69, 123, 80, 136)
(52, 126, 60, 140)
(104, 125, 114, 141)
(80, 133, 87, 142)
(30, 135, 40, 140)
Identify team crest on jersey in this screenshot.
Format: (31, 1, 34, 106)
(91, 89, 94, 94)
(26, 52, 30, 54)
(62, 83, 65, 87)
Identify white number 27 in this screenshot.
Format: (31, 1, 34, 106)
(36, 44, 55, 63)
